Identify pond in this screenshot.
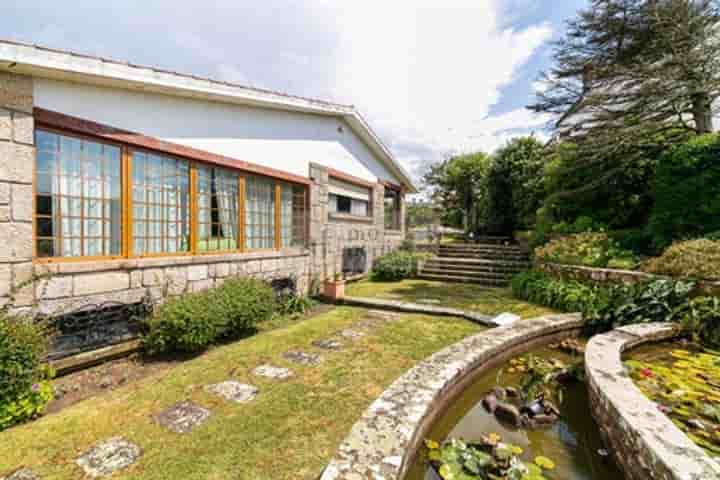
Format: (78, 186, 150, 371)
(625, 341, 720, 458)
(405, 347, 622, 480)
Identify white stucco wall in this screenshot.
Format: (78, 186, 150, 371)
(33, 78, 397, 184)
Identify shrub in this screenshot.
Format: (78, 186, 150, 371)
(643, 239, 720, 280)
(511, 270, 606, 314)
(673, 296, 720, 349)
(276, 293, 315, 317)
(534, 232, 638, 269)
(648, 134, 720, 249)
(144, 278, 276, 354)
(0, 316, 53, 431)
(371, 250, 430, 281)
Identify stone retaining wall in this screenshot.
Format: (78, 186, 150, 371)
(538, 262, 720, 294)
(320, 313, 582, 480)
(585, 323, 720, 480)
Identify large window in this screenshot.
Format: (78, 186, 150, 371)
(198, 165, 239, 252)
(35, 130, 122, 258)
(131, 151, 190, 255)
(245, 176, 276, 250)
(384, 188, 401, 230)
(34, 128, 309, 260)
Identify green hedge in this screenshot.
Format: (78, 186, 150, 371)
(144, 278, 276, 354)
(534, 232, 638, 269)
(371, 250, 431, 281)
(643, 239, 720, 280)
(0, 316, 53, 431)
(648, 134, 720, 249)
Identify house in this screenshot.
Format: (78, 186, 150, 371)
(0, 39, 415, 333)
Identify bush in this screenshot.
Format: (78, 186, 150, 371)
(0, 316, 53, 431)
(643, 239, 720, 280)
(673, 296, 720, 349)
(276, 293, 315, 317)
(144, 278, 276, 354)
(534, 232, 638, 269)
(648, 134, 720, 249)
(371, 250, 430, 281)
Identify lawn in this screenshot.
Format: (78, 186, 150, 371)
(345, 279, 556, 319)
(0, 307, 482, 480)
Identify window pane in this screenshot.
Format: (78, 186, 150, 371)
(245, 176, 275, 249)
(34, 130, 122, 258)
(384, 189, 401, 230)
(198, 165, 240, 252)
(132, 151, 190, 255)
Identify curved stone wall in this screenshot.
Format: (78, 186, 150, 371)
(320, 313, 583, 480)
(586, 323, 720, 480)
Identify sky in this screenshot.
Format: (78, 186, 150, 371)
(1, 0, 587, 185)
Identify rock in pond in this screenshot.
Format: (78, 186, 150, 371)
(494, 402, 522, 427)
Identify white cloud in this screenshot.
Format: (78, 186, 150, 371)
(325, 0, 552, 181)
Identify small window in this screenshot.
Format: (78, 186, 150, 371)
(35, 130, 122, 258)
(329, 194, 369, 216)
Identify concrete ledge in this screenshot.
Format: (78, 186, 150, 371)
(320, 313, 582, 480)
(340, 295, 496, 326)
(585, 323, 720, 480)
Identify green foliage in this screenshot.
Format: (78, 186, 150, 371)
(643, 239, 720, 280)
(584, 279, 695, 335)
(674, 297, 720, 349)
(648, 134, 720, 249)
(276, 293, 316, 317)
(425, 436, 554, 480)
(512, 271, 696, 335)
(0, 315, 53, 431)
(484, 156, 515, 236)
(534, 232, 638, 269)
(371, 250, 430, 281)
(144, 278, 276, 354)
(511, 271, 606, 314)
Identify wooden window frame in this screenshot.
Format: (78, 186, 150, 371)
(33, 125, 309, 263)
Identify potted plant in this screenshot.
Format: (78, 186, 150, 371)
(323, 272, 346, 301)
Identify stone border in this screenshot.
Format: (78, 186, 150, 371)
(537, 262, 720, 294)
(585, 323, 720, 480)
(320, 313, 582, 480)
(339, 296, 496, 326)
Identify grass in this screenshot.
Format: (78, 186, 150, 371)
(345, 279, 557, 319)
(0, 307, 483, 480)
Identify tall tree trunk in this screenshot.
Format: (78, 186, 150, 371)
(692, 91, 714, 133)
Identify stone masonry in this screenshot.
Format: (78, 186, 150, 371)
(0, 73, 406, 318)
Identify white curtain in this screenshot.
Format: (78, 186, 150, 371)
(215, 171, 237, 246)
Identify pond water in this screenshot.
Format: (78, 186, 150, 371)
(625, 341, 720, 458)
(405, 347, 623, 480)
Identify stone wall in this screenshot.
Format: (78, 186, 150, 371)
(586, 323, 720, 480)
(537, 261, 720, 295)
(309, 163, 404, 283)
(0, 72, 35, 312)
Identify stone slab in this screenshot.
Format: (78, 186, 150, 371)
(0, 468, 38, 480)
(319, 313, 582, 480)
(340, 296, 496, 326)
(491, 312, 521, 327)
(283, 351, 322, 366)
(253, 364, 294, 380)
(154, 401, 211, 434)
(338, 329, 365, 340)
(75, 437, 141, 478)
(205, 381, 258, 403)
(312, 339, 344, 350)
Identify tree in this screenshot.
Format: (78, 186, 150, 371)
(531, 0, 720, 177)
(423, 152, 490, 231)
(492, 136, 547, 229)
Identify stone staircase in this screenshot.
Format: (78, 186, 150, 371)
(418, 240, 530, 286)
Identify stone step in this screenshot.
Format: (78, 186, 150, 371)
(438, 251, 529, 261)
(417, 273, 509, 286)
(439, 244, 524, 252)
(427, 257, 531, 267)
(422, 262, 526, 274)
(419, 268, 513, 280)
